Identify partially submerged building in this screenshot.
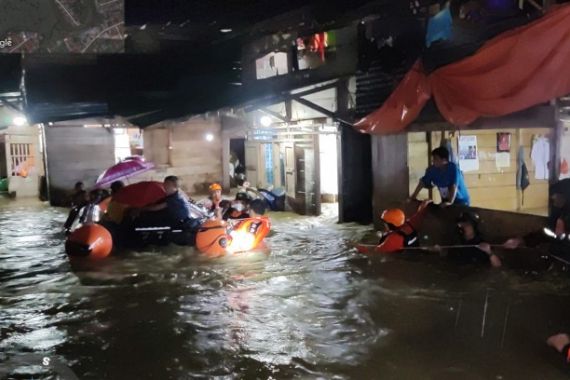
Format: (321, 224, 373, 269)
(0, 95, 44, 199)
(2, 0, 569, 233)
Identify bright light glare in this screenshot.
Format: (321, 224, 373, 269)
(13, 116, 27, 126)
(543, 227, 557, 239)
(205, 133, 214, 142)
(228, 230, 256, 253)
(260, 116, 272, 127)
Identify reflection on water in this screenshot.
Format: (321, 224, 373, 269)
(1, 200, 570, 379)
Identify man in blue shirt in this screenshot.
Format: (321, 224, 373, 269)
(410, 146, 470, 207)
(142, 176, 201, 230)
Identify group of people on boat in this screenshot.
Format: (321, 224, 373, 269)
(65, 175, 270, 255)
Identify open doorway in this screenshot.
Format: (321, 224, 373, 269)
(0, 136, 7, 194)
(319, 127, 339, 218)
(281, 124, 339, 217)
(114, 128, 144, 162)
(230, 138, 246, 188)
(243, 121, 340, 218)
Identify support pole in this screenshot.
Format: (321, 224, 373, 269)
(40, 123, 51, 203)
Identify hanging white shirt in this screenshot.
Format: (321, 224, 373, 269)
(531, 137, 550, 180)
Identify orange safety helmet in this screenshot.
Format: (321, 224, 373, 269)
(209, 183, 222, 192)
(380, 208, 406, 228)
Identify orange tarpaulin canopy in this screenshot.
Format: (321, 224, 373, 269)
(355, 4, 570, 135)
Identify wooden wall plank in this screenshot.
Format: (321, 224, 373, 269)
(143, 118, 223, 193)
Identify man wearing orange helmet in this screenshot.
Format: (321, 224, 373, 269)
(358, 201, 431, 254)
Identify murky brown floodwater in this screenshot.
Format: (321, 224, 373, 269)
(1, 199, 570, 379)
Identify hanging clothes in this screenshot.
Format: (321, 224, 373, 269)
(309, 32, 328, 62)
(516, 146, 530, 205)
(531, 136, 550, 180)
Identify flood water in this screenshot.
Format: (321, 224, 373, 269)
(1, 199, 570, 379)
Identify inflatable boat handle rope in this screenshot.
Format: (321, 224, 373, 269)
(353, 243, 503, 251)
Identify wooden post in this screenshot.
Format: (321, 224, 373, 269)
(426, 132, 433, 200)
(516, 128, 522, 212)
(372, 133, 409, 229)
(222, 135, 231, 192)
(314, 132, 322, 216)
(167, 125, 173, 167)
(285, 99, 292, 122)
(337, 130, 344, 222)
(552, 101, 562, 183)
(336, 78, 349, 222)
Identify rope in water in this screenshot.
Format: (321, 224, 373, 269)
(352, 243, 502, 251)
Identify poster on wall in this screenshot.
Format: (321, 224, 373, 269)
(497, 132, 511, 152)
(255, 52, 288, 80)
(495, 152, 511, 168)
(458, 135, 479, 172)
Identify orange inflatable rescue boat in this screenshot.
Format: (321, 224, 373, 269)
(65, 224, 113, 259)
(196, 217, 271, 256)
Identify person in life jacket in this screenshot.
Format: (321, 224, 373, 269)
(226, 192, 251, 220)
(228, 199, 267, 233)
(365, 201, 431, 254)
(227, 199, 270, 253)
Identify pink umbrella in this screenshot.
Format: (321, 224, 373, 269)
(95, 156, 155, 188)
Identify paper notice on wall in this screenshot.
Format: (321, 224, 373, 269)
(495, 152, 511, 169)
(458, 135, 479, 172)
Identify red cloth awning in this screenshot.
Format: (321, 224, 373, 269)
(355, 4, 570, 135)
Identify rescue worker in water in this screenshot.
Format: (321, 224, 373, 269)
(443, 211, 502, 268)
(357, 201, 431, 254)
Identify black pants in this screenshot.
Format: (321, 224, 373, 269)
(64, 208, 78, 232)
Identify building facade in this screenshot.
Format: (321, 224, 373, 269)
(0, 124, 44, 198)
